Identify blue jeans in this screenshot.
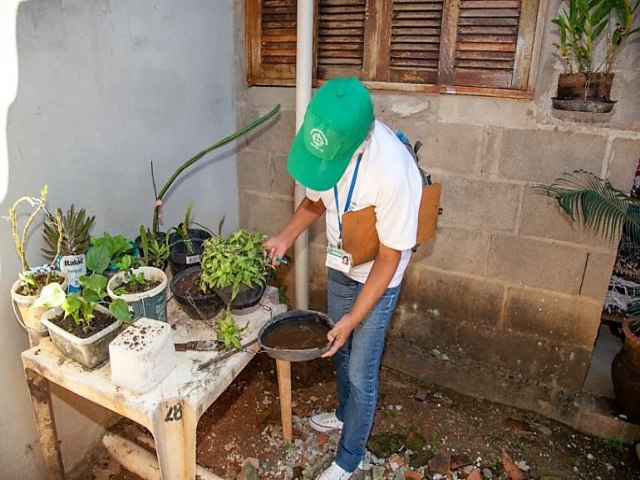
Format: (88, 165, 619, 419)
(327, 268, 401, 472)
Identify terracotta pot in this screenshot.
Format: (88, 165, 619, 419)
(611, 318, 640, 422)
(553, 73, 616, 112)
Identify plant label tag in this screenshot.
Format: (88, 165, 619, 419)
(185, 255, 200, 265)
(326, 246, 352, 273)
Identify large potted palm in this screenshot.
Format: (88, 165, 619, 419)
(537, 170, 640, 421)
(551, 0, 639, 112)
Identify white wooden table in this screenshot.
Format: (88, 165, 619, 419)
(21, 287, 286, 479)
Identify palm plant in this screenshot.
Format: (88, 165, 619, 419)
(536, 170, 640, 334)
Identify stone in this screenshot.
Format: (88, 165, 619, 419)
(109, 318, 176, 393)
(372, 465, 386, 480)
(404, 469, 422, 480)
(428, 452, 449, 474)
(236, 458, 259, 480)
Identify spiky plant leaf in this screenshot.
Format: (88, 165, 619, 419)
(42, 205, 95, 260)
(535, 170, 640, 244)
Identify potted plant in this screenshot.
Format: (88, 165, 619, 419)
(6, 186, 68, 334)
(42, 205, 95, 292)
(86, 232, 135, 277)
(167, 202, 214, 275)
(200, 229, 273, 308)
(169, 266, 224, 321)
(33, 273, 132, 368)
(537, 170, 640, 421)
(551, 0, 639, 112)
(136, 225, 170, 271)
(107, 264, 169, 322)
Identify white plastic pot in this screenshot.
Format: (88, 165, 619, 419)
(11, 272, 68, 334)
(41, 304, 122, 368)
(107, 266, 168, 322)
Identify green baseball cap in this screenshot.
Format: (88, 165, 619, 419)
(287, 77, 373, 191)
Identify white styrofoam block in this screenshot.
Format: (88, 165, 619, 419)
(109, 318, 176, 393)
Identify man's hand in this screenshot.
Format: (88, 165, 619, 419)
(321, 315, 356, 358)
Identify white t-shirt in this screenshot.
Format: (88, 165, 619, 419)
(307, 119, 422, 287)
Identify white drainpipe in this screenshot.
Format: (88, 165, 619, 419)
(294, 0, 313, 310)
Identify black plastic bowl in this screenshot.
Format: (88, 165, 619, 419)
(169, 266, 223, 320)
(258, 310, 335, 362)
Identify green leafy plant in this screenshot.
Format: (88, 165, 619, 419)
(199, 229, 273, 351)
(552, 0, 639, 74)
(137, 226, 169, 269)
(536, 170, 640, 332)
(151, 105, 281, 234)
(167, 201, 213, 254)
(42, 205, 95, 261)
(86, 233, 135, 274)
(33, 274, 131, 330)
(200, 229, 272, 303)
(215, 313, 247, 350)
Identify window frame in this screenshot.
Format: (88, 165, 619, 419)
(245, 0, 548, 99)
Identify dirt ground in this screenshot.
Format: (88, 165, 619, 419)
(75, 351, 640, 480)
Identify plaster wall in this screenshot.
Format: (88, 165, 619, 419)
(235, 1, 640, 429)
(0, 0, 238, 477)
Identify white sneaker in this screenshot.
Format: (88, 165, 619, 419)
(310, 411, 344, 433)
(316, 461, 353, 480)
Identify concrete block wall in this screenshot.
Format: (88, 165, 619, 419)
(234, 2, 640, 423)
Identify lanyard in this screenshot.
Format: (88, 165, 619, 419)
(333, 153, 363, 241)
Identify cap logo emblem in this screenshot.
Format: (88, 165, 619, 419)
(309, 128, 328, 152)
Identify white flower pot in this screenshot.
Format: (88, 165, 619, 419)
(107, 266, 168, 322)
(10, 272, 68, 334)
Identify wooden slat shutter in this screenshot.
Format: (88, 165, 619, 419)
(317, 0, 366, 79)
(246, 0, 297, 85)
(388, 0, 444, 84)
(440, 0, 538, 89)
(246, 0, 542, 94)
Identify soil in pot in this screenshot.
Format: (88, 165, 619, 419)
(48, 309, 118, 339)
(170, 266, 223, 320)
(14, 271, 66, 296)
(113, 278, 161, 295)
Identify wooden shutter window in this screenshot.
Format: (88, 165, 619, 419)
(452, 0, 522, 88)
(246, 0, 544, 96)
(317, 0, 366, 79)
(389, 0, 444, 85)
(246, 0, 297, 85)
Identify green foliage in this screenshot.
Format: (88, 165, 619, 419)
(200, 229, 272, 303)
(86, 233, 134, 274)
(535, 170, 640, 243)
(604, 436, 627, 452)
(137, 226, 169, 269)
(42, 205, 95, 260)
(537, 170, 640, 332)
(113, 269, 148, 296)
(216, 311, 247, 350)
(33, 275, 132, 328)
(151, 106, 281, 234)
(18, 272, 37, 296)
(552, 0, 640, 74)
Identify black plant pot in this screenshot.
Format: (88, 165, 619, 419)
(168, 229, 212, 276)
(215, 282, 266, 310)
(169, 266, 223, 320)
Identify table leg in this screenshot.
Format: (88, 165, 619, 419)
(151, 399, 197, 479)
(275, 359, 292, 443)
(24, 368, 65, 480)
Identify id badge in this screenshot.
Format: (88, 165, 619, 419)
(326, 246, 352, 273)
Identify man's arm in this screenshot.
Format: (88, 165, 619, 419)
(263, 197, 326, 263)
(322, 242, 401, 357)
